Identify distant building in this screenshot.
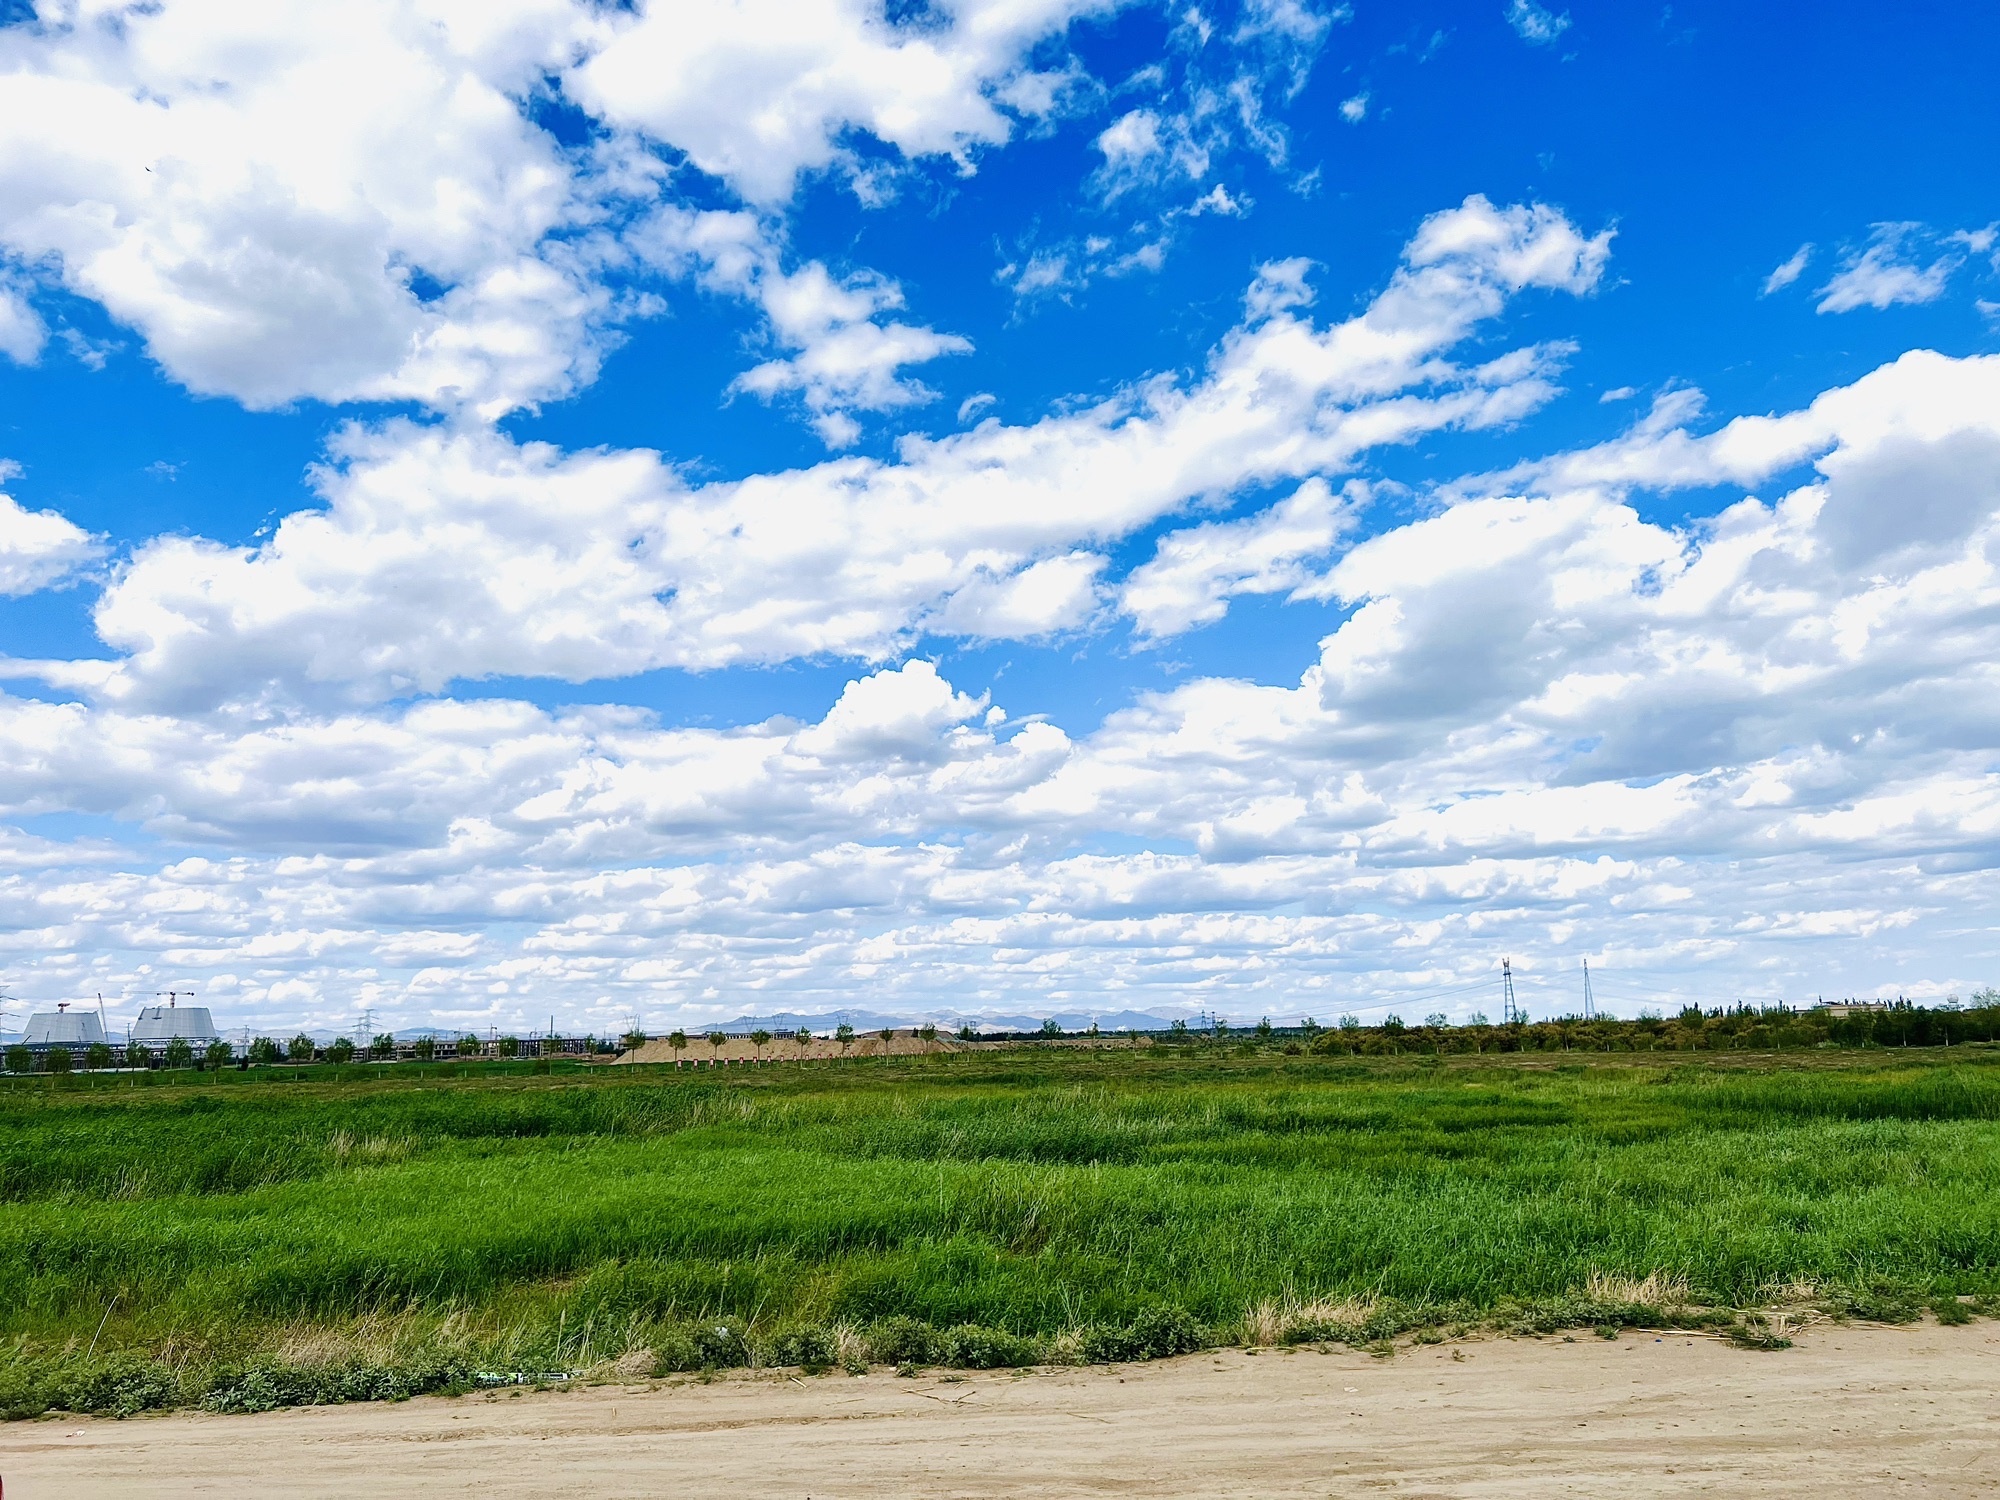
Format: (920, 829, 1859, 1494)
(20, 1005, 108, 1053)
(1820, 1000, 1888, 1018)
(131, 1003, 220, 1048)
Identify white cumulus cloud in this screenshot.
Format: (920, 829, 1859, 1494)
(54, 196, 1610, 711)
(1818, 223, 1958, 313)
(569, 0, 1116, 205)
(0, 488, 99, 595)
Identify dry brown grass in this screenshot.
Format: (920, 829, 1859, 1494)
(1240, 1293, 1378, 1347)
(1582, 1270, 1690, 1307)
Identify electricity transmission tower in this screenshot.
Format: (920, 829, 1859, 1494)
(1582, 959, 1597, 1021)
(1502, 958, 1523, 1025)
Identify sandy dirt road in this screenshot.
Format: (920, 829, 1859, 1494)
(3, 1322, 1996, 1498)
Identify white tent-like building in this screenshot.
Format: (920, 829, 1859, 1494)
(20, 1006, 108, 1053)
(131, 1003, 220, 1050)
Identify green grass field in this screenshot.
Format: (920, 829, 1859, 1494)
(3, 1046, 1998, 1417)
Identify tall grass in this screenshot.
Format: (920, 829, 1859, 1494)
(2, 1048, 1996, 1416)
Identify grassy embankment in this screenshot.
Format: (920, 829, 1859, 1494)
(2, 1046, 1997, 1417)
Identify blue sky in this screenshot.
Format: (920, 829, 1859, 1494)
(0, 0, 1996, 1036)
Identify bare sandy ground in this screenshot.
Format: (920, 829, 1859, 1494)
(4, 1323, 1996, 1498)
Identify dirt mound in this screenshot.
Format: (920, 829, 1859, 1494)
(616, 1029, 962, 1066)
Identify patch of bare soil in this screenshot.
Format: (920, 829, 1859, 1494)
(4, 1323, 1995, 1498)
(617, 1030, 963, 1065)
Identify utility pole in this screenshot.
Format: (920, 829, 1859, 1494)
(1502, 958, 1522, 1025)
(1582, 959, 1596, 1021)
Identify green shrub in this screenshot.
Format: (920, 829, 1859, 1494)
(942, 1324, 1037, 1369)
(648, 1329, 701, 1374)
(1832, 1287, 1923, 1323)
(691, 1319, 750, 1368)
(765, 1326, 839, 1372)
(866, 1315, 946, 1366)
(199, 1357, 472, 1413)
(54, 1359, 179, 1419)
(1083, 1305, 1203, 1362)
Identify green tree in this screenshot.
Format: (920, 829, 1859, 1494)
(619, 1027, 647, 1051)
(248, 1037, 282, 1066)
(957, 1022, 977, 1042)
(6, 1044, 32, 1073)
(1338, 1014, 1361, 1031)
(917, 1023, 937, 1045)
(835, 1022, 855, 1058)
(289, 1034, 315, 1062)
(1039, 1017, 1062, 1038)
(706, 1031, 728, 1065)
(204, 1039, 233, 1070)
(750, 1028, 772, 1063)
(412, 1036, 436, 1061)
(1255, 1017, 1274, 1042)
(459, 1034, 482, 1059)
(85, 1041, 114, 1070)
(125, 1041, 149, 1069)
(47, 1047, 72, 1074)
(370, 1033, 395, 1060)
(164, 1037, 194, 1069)
(326, 1037, 355, 1064)
(668, 1029, 688, 1068)
(496, 1036, 520, 1058)
(795, 1026, 813, 1061)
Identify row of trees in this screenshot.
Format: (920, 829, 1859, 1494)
(2, 1030, 607, 1074)
(648, 1022, 948, 1066)
(3, 1038, 236, 1074)
(1141, 994, 2000, 1056)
